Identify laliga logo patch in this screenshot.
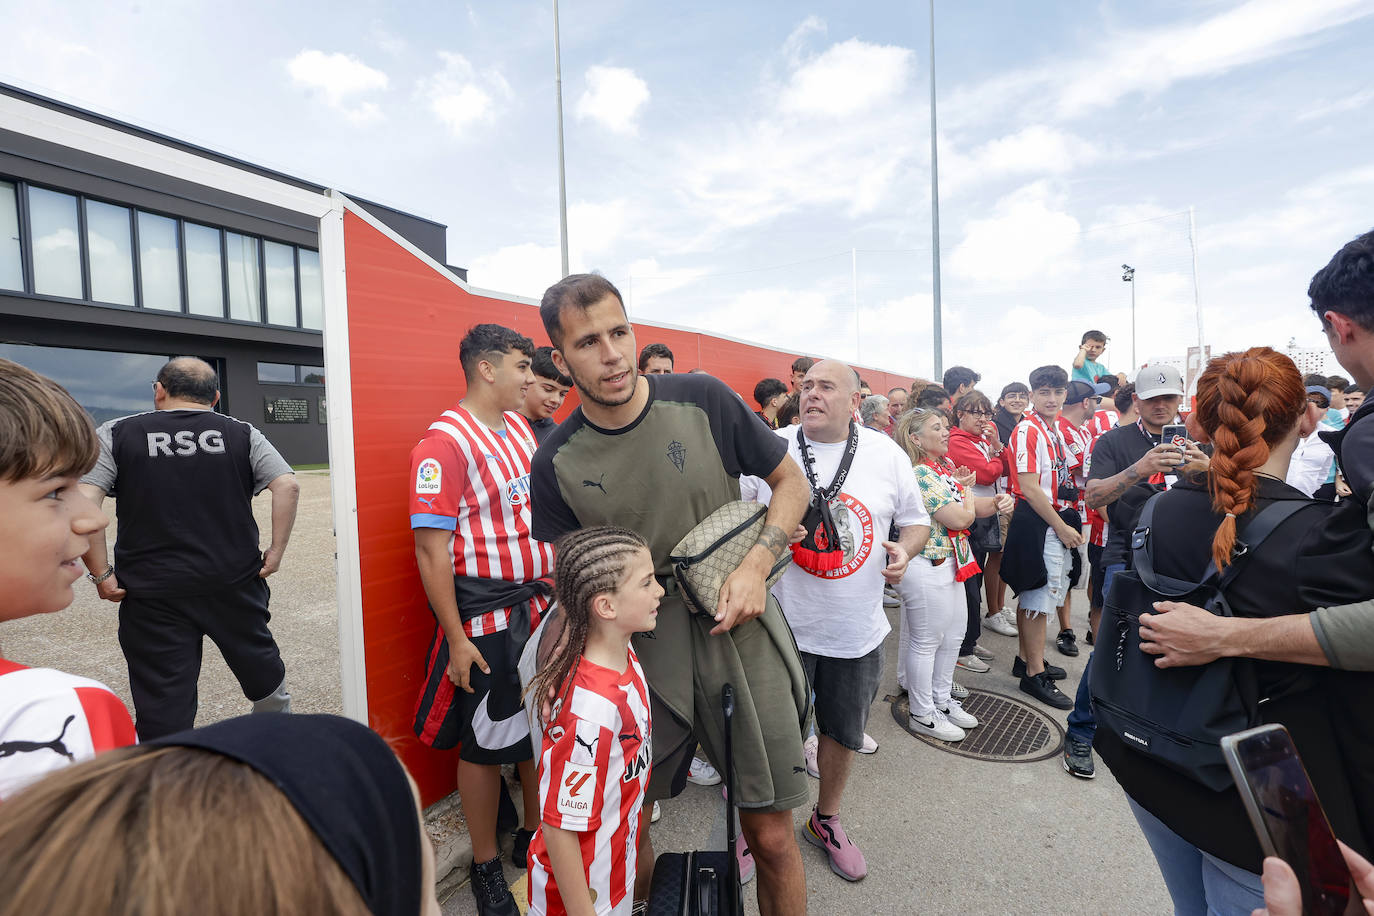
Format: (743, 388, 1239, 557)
(416, 458, 442, 494)
(556, 762, 598, 818)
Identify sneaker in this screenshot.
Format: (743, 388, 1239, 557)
(1012, 655, 1066, 681)
(972, 643, 995, 661)
(803, 734, 820, 778)
(956, 653, 991, 673)
(908, 709, 966, 742)
(688, 756, 722, 786)
(511, 827, 534, 869)
(804, 808, 869, 881)
(736, 834, 756, 884)
(858, 733, 879, 755)
(651, 800, 661, 823)
(1057, 628, 1080, 657)
(469, 856, 519, 916)
(949, 680, 969, 700)
(1085, 627, 1095, 646)
(1063, 736, 1096, 779)
(983, 608, 1018, 637)
(940, 698, 979, 729)
(883, 585, 901, 608)
(1020, 671, 1073, 709)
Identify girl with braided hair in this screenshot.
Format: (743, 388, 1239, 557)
(526, 526, 662, 916)
(1102, 347, 1374, 915)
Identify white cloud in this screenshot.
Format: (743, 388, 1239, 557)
(286, 50, 388, 124)
(948, 182, 1082, 286)
(1298, 87, 1374, 121)
(466, 243, 561, 301)
(419, 52, 511, 136)
(778, 37, 914, 118)
(576, 66, 651, 134)
(943, 125, 1099, 195)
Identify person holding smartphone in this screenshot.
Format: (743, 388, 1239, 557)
(1098, 347, 1374, 914)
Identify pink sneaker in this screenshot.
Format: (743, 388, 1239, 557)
(735, 834, 755, 884)
(803, 808, 867, 881)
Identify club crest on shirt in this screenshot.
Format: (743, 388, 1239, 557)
(506, 474, 532, 507)
(556, 762, 598, 818)
(416, 458, 442, 494)
(667, 440, 687, 473)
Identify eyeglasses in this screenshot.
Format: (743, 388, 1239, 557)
(962, 409, 992, 417)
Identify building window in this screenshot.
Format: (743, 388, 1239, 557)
(184, 222, 224, 317)
(0, 342, 171, 425)
(299, 248, 322, 329)
(85, 200, 136, 307)
(0, 181, 22, 291)
(225, 232, 261, 322)
(258, 362, 324, 385)
(264, 240, 297, 326)
(28, 186, 83, 299)
(137, 211, 181, 311)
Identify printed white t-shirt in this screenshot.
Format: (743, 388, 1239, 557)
(747, 426, 929, 658)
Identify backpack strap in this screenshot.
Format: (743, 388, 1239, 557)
(1211, 499, 1311, 592)
(1130, 493, 1206, 597)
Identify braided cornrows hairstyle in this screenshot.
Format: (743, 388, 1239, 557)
(1192, 347, 1305, 569)
(528, 526, 650, 718)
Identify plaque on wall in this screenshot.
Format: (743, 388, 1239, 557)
(264, 397, 310, 424)
(318, 396, 327, 424)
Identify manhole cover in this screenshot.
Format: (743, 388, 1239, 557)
(888, 689, 1064, 762)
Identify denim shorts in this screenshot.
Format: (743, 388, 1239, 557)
(801, 645, 883, 752)
(1017, 529, 1072, 617)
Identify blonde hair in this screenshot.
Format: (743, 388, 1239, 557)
(895, 408, 945, 466)
(0, 745, 371, 916)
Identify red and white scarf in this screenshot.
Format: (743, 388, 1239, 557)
(924, 457, 982, 582)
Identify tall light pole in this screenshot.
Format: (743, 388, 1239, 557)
(1122, 264, 1136, 368)
(553, 0, 570, 278)
(929, 0, 943, 379)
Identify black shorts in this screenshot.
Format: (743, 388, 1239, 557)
(412, 625, 533, 764)
(801, 646, 883, 752)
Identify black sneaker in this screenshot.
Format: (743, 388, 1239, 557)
(469, 856, 518, 916)
(1020, 672, 1073, 709)
(1063, 736, 1096, 778)
(511, 827, 534, 869)
(1084, 628, 1095, 646)
(1012, 655, 1066, 681)
(1057, 628, 1080, 657)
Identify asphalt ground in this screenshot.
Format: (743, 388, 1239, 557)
(1, 472, 1171, 914)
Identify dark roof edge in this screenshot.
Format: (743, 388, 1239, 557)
(0, 81, 447, 230)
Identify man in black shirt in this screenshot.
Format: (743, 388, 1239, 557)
(78, 357, 299, 739)
(1060, 364, 1206, 777)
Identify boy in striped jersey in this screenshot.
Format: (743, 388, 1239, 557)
(408, 324, 553, 916)
(0, 359, 136, 801)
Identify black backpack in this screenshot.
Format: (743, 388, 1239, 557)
(1090, 493, 1308, 791)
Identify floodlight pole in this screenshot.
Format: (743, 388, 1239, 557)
(929, 0, 944, 379)
(553, 0, 570, 278)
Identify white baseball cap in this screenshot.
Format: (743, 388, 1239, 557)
(1135, 364, 1185, 400)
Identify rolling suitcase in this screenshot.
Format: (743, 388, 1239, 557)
(644, 683, 743, 916)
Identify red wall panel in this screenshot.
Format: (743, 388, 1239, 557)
(342, 211, 915, 804)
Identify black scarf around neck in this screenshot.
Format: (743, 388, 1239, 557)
(792, 421, 859, 572)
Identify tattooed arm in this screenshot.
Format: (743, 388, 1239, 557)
(713, 453, 808, 634)
(1085, 444, 1181, 509)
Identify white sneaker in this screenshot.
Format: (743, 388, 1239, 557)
(803, 734, 820, 778)
(956, 654, 991, 673)
(909, 709, 966, 742)
(882, 585, 901, 608)
(858, 733, 878, 755)
(687, 757, 721, 786)
(950, 681, 969, 700)
(983, 607, 1018, 637)
(940, 698, 979, 729)
(651, 800, 662, 823)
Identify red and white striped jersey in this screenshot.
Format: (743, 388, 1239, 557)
(408, 405, 555, 637)
(1087, 408, 1119, 440)
(528, 650, 652, 916)
(1009, 412, 1077, 510)
(0, 658, 136, 801)
(1058, 417, 1093, 516)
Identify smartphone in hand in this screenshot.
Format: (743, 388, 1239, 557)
(1161, 423, 1188, 457)
(1221, 724, 1356, 916)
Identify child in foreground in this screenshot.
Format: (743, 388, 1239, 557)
(0, 358, 136, 800)
(526, 526, 661, 916)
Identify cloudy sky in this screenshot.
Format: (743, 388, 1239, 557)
(6, 0, 1371, 390)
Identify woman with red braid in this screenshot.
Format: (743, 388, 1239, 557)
(1099, 347, 1374, 915)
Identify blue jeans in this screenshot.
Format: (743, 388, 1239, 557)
(1127, 797, 1264, 915)
(1065, 563, 1124, 745)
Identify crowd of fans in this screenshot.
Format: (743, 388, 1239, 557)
(3, 229, 1374, 916)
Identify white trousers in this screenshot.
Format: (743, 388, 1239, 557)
(896, 555, 965, 718)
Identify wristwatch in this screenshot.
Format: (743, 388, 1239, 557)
(87, 565, 115, 584)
